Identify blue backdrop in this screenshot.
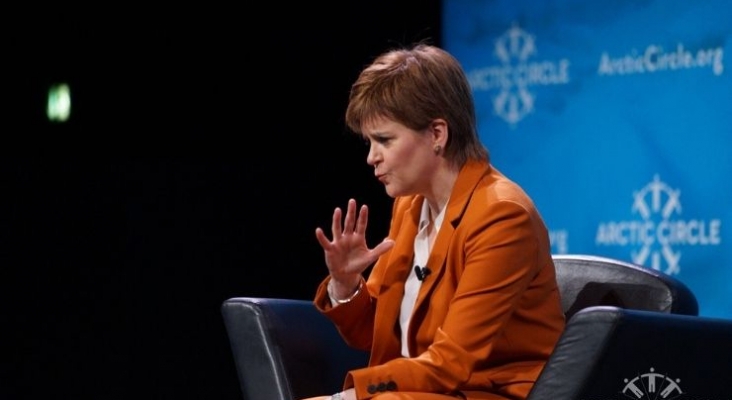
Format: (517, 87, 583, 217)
(442, 0, 731, 319)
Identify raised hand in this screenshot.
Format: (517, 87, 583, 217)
(315, 199, 394, 297)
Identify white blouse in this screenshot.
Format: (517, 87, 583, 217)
(399, 199, 445, 357)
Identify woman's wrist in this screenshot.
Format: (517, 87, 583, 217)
(327, 279, 362, 305)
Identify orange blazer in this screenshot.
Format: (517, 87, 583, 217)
(314, 160, 565, 400)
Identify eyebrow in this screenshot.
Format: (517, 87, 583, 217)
(364, 129, 392, 138)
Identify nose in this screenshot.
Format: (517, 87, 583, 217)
(366, 142, 379, 166)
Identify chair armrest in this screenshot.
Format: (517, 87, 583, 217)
(221, 297, 369, 400)
(528, 306, 732, 400)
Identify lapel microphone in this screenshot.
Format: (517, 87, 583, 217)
(414, 265, 431, 281)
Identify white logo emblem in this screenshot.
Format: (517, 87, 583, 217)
(596, 175, 722, 275)
(622, 368, 683, 399)
(466, 23, 571, 126)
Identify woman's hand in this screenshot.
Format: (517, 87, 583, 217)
(315, 199, 394, 297)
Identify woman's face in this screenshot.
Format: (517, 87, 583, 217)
(362, 116, 438, 198)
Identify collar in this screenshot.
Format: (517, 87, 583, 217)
(418, 198, 448, 233)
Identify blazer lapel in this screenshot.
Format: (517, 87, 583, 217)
(414, 161, 492, 307)
(370, 196, 423, 363)
(378, 196, 423, 294)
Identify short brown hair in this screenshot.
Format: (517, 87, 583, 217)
(345, 43, 489, 167)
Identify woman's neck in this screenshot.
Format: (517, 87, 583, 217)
(424, 165, 460, 217)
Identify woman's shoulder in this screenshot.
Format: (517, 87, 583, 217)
(480, 165, 534, 203)
(458, 167, 543, 223)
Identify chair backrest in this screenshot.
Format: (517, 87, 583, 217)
(552, 254, 698, 318)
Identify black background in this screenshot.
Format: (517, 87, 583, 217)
(3, 2, 442, 399)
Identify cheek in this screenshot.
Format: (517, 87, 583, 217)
(389, 147, 430, 183)
(384, 149, 410, 173)
(389, 143, 418, 165)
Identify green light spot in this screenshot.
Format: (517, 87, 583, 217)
(47, 83, 71, 122)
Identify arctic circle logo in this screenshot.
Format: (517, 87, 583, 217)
(621, 368, 683, 399)
(467, 23, 571, 126)
(596, 175, 722, 275)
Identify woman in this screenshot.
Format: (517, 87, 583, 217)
(307, 43, 565, 400)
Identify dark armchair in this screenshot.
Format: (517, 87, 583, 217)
(222, 254, 721, 400)
(527, 306, 732, 399)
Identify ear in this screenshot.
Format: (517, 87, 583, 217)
(429, 118, 448, 148)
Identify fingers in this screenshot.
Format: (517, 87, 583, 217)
(331, 207, 343, 238)
(314, 227, 332, 249)
(342, 199, 357, 234)
(372, 237, 395, 257)
(355, 204, 368, 235)
(324, 199, 367, 243)
(359, 238, 395, 267)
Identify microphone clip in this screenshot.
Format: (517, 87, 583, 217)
(414, 265, 431, 281)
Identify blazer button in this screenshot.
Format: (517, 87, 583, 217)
(367, 384, 377, 394)
(377, 382, 388, 392)
(386, 381, 397, 391)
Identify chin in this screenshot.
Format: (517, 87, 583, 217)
(384, 185, 406, 198)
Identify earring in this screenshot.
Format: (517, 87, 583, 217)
(434, 145, 442, 154)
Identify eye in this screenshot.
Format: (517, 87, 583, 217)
(363, 134, 391, 146)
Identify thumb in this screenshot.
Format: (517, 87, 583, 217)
(372, 237, 395, 256)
